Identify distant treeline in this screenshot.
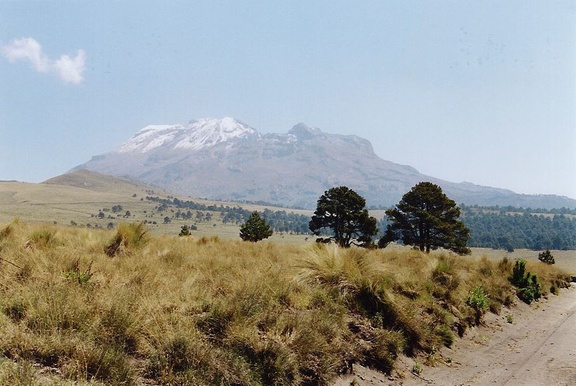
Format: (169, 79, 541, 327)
(460, 204, 576, 216)
(145, 196, 310, 234)
(146, 196, 576, 250)
(460, 205, 576, 251)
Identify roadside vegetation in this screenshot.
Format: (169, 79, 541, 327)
(0, 220, 571, 385)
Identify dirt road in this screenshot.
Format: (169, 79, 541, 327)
(335, 284, 576, 385)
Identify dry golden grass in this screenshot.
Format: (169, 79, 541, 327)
(0, 221, 571, 385)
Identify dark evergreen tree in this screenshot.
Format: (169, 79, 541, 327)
(538, 249, 555, 264)
(179, 225, 192, 236)
(381, 182, 470, 254)
(239, 211, 273, 242)
(309, 186, 378, 248)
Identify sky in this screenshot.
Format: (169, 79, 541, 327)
(1, 1, 575, 199)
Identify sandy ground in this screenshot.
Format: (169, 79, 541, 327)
(334, 283, 576, 386)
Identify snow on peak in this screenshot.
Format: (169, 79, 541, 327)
(116, 124, 185, 153)
(116, 118, 259, 154)
(175, 117, 258, 150)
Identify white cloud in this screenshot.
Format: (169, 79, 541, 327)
(53, 50, 86, 84)
(1, 37, 85, 84)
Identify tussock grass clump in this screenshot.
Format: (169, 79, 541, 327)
(104, 222, 148, 256)
(0, 223, 14, 241)
(0, 222, 571, 384)
(27, 227, 58, 249)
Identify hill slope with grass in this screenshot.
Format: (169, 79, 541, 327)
(0, 170, 310, 240)
(0, 221, 570, 384)
(0, 170, 159, 226)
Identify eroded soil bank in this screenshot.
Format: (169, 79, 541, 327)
(334, 283, 576, 386)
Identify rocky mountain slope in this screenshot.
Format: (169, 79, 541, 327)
(74, 118, 576, 209)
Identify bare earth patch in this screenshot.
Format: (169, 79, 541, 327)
(334, 283, 576, 386)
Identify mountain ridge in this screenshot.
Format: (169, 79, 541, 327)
(74, 118, 576, 210)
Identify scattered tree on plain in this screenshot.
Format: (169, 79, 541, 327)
(380, 182, 470, 254)
(179, 225, 192, 236)
(538, 249, 555, 264)
(309, 186, 378, 248)
(240, 211, 273, 242)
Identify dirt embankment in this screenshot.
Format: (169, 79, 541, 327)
(334, 283, 576, 386)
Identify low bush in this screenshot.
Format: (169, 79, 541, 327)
(510, 259, 542, 303)
(466, 286, 489, 324)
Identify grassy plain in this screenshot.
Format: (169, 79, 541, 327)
(0, 170, 312, 240)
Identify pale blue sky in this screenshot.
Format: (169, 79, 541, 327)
(1, 1, 575, 199)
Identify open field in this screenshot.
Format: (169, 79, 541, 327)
(469, 248, 576, 275)
(0, 220, 570, 385)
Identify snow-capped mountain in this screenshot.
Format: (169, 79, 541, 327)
(116, 118, 259, 154)
(74, 118, 576, 209)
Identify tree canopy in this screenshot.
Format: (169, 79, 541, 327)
(381, 182, 470, 254)
(240, 211, 273, 242)
(309, 186, 378, 248)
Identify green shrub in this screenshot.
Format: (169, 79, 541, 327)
(511, 259, 528, 287)
(64, 259, 93, 285)
(510, 259, 542, 304)
(466, 286, 489, 323)
(518, 273, 542, 303)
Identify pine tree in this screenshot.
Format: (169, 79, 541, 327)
(239, 211, 273, 242)
(381, 182, 470, 254)
(309, 186, 378, 248)
(538, 249, 555, 264)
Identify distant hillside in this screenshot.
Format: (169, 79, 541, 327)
(74, 118, 576, 210)
(43, 169, 147, 194)
(0, 170, 313, 240)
